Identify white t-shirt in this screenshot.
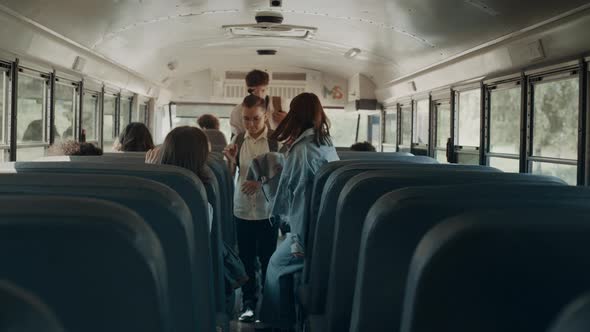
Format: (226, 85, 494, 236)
(230, 96, 289, 136)
(233, 127, 272, 220)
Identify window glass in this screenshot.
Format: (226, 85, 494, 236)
(120, 98, 132, 134)
(82, 92, 98, 142)
(413, 99, 429, 145)
(369, 115, 381, 147)
(384, 112, 397, 145)
(325, 109, 357, 147)
(532, 162, 577, 185)
(139, 104, 148, 123)
(457, 152, 480, 165)
(532, 77, 579, 160)
(401, 107, 412, 146)
(357, 114, 368, 142)
(0, 72, 5, 144)
(18, 75, 46, 143)
(103, 95, 117, 152)
(436, 103, 451, 147)
(173, 104, 235, 141)
(489, 157, 519, 173)
(457, 89, 481, 147)
(17, 147, 45, 161)
(54, 83, 75, 141)
(489, 86, 521, 154)
(383, 145, 396, 152)
(434, 150, 447, 163)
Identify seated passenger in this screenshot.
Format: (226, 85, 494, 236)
(115, 122, 155, 152)
(48, 140, 103, 156)
(223, 94, 281, 323)
(259, 92, 339, 329)
(350, 141, 377, 152)
(198, 114, 228, 153)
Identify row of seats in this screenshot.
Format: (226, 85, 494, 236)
(299, 152, 590, 332)
(0, 156, 223, 332)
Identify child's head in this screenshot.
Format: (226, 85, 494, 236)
(117, 122, 155, 152)
(242, 94, 268, 136)
(245, 70, 269, 98)
(272, 92, 331, 146)
(159, 126, 210, 183)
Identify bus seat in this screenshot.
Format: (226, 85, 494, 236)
(0, 280, 65, 332)
(352, 184, 587, 332)
(0, 196, 170, 332)
(207, 156, 236, 248)
(337, 151, 413, 160)
(307, 157, 437, 253)
(548, 293, 590, 332)
(0, 162, 219, 329)
(400, 207, 590, 332)
(306, 164, 498, 315)
(0, 173, 214, 332)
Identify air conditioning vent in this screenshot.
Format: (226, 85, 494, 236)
(272, 72, 307, 81)
(225, 71, 248, 80)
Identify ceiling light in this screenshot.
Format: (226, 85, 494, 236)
(344, 48, 361, 58)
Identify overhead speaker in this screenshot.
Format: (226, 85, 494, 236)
(72, 56, 86, 72)
(257, 49, 277, 55)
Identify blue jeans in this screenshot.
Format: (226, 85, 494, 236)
(259, 235, 304, 328)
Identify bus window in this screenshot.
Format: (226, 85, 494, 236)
(172, 103, 233, 140)
(434, 101, 450, 163)
(138, 103, 148, 124)
(532, 77, 579, 160)
(400, 106, 412, 149)
(17, 73, 47, 161)
(120, 97, 132, 134)
(489, 157, 520, 173)
(357, 114, 368, 143)
(457, 153, 480, 165)
(54, 83, 75, 141)
(82, 92, 99, 142)
(490, 86, 521, 154)
(325, 108, 357, 147)
(413, 99, 429, 145)
(383, 111, 396, 145)
(532, 162, 577, 185)
(456, 89, 481, 148)
(103, 95, 117, 152)
(529, 74, 579, 184)
(0, 70, 6, 162)
(368, 114, 381, 148)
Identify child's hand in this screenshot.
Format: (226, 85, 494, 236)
(145, 147, 161, 164)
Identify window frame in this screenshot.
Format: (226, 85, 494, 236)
(16, 69, 50, 156)
(453, 84, 483, 164)
(484, 78, 523, 170)
(526, 66, 581, 183)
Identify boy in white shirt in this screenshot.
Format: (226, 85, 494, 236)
(224, 94, 281, 323)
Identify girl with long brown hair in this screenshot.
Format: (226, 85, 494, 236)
(259, 92, 339, 329)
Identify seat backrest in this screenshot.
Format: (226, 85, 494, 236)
(337, 151, 413, 159)
(0, 280, 65, 332)
(307, 157, 437, 250)
(0, 196, 170, 332)
(548, 293, 590, 332)
(207, 157, 236, 248)
(401, 207, 590, 332)
(351, 183, 585, 332)
(0, 162, 217, 329)
(307, 164, 498, 314)
(0, 173, 215, 332)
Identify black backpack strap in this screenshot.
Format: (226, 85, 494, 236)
(234, 132, 246, 169)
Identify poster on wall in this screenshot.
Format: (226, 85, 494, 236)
(321, 75, 347, 107)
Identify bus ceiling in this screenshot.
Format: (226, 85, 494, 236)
(0, 0, 589, 103)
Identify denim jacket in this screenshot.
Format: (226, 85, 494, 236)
(271, 128, 339, 254)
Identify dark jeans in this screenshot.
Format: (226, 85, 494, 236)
(236, 216, 278, 309)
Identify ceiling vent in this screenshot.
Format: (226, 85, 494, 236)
(257, 49, 277, 55)
(222, 11, 317, 40)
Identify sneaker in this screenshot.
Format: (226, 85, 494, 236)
(238, 307, 255, 323)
